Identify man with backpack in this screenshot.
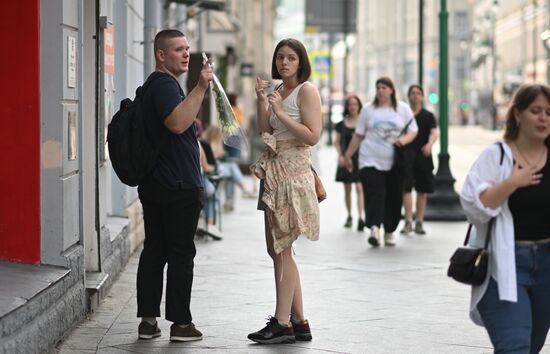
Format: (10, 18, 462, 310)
(135, 29, 212, 342)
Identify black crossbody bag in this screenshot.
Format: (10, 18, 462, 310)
(447, 218, 494, 285)
(447, 142, 504, 285)
(392, 118, 414, 175)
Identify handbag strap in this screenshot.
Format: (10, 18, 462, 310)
(462, 142, 504, 248)
(463, 217, 494, 249)
(399, 118, 414, 137)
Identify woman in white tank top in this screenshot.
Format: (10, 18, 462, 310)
(248, 38, 322, 344)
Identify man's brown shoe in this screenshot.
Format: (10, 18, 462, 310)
(138, 321, 161, 339)
(170, 323, 203, 342)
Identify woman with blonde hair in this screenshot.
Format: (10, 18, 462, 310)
(248, 38, 322, 344)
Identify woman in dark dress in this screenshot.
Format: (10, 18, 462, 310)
(335, 95, 365, 231)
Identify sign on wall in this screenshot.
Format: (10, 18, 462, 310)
(67, 36, 77, 88)
(310, 50, 332, 79)
(104, 25, 115, 74)
(305, 0, 357, 33)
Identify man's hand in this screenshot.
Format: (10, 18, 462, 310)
(197, 62, 213, 90)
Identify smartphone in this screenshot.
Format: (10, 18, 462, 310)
(264, 83, 275, 94)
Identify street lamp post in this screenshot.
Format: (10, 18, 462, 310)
(419, 0, 424, 86)
(543, 0, 550, 84)
(424, 0, 466, 221)
(491, 0, 499, 130)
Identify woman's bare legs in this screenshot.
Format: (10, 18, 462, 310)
(355, 182, 364, 219)
(290, 262, 304, 321)
(344, 183, 352, 217)
(264, 212, 303, 323)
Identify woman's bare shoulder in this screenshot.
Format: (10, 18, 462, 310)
(298, 82, 320, 99)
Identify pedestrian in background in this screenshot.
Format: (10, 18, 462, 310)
(400, 84, 438, 236)
(334, 95, 365, 231)
(344, 77, 417, 247)
(224, 93, 244, 161)
(204, 125, 255, 211)
(460, 84, 550, 353)
(136, 29, 212, 342)
(249, 38, 322, 344)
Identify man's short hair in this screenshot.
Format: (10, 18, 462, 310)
(154, 29, 185, 54)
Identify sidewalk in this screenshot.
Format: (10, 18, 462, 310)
(55, 126, 548, 354)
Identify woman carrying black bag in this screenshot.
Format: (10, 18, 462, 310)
(460, 84, 550, 353)
(344, 77, 417, 247)
(334, 95, 365, 231)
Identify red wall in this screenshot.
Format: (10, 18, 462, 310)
(0, 0, 41, 263)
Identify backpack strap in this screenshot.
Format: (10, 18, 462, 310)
(136, 71, 168, 98)
(137, 72, 174, 149)
(496, 141, 504, 166)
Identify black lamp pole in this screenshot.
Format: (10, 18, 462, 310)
(424, 0, 466, 221)
(419, 0, 424, 86)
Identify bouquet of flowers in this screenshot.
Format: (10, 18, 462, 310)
(202, 53, 248, 151)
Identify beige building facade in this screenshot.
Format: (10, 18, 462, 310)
(350, 1, 474, 125)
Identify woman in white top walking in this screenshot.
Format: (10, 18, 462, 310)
(248, 38, 322, 344)
(344, 77, 417, 247)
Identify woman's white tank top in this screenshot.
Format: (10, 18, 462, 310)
(269, 82, 308, 141)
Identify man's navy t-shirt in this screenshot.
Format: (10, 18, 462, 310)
(140, 72, 202, 191)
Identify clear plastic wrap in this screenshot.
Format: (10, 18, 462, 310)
(202, 52, 248, 151)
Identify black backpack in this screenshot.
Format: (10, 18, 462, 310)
(107, 74, 165, 186)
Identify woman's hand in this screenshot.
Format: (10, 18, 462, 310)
(338, 155, 346, 167)
(344, 156, 354, 172)
(268, 91, 284, 115)
(394, 137, 406, 147)
(508, 162, 542, 188)
(255, 77, 271, 101)
(421, 143, 433, 157)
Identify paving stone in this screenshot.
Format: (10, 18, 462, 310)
(56, 127, 550, 353)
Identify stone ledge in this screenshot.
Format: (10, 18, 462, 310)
(0, 247, 86, 354)
(0, 261, 70, 333)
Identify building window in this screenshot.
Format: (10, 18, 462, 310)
(404, 60, 415, 85)
(454, 12, 468, 37)
(454, 57, 466, 81)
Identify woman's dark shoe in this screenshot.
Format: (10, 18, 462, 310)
(357, 218, 365, 231)
(415, 221, 426, 235)
(247, 317, 295, 344)
(344, 216, 352, 228)
(291, 318, 312, 341)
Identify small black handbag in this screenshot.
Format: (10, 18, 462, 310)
(447, 218, 494, 286)
(392, 118, 414, 175)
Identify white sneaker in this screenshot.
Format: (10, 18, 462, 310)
(384, 232, 396, 246)
(367, 226, 380, 247)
